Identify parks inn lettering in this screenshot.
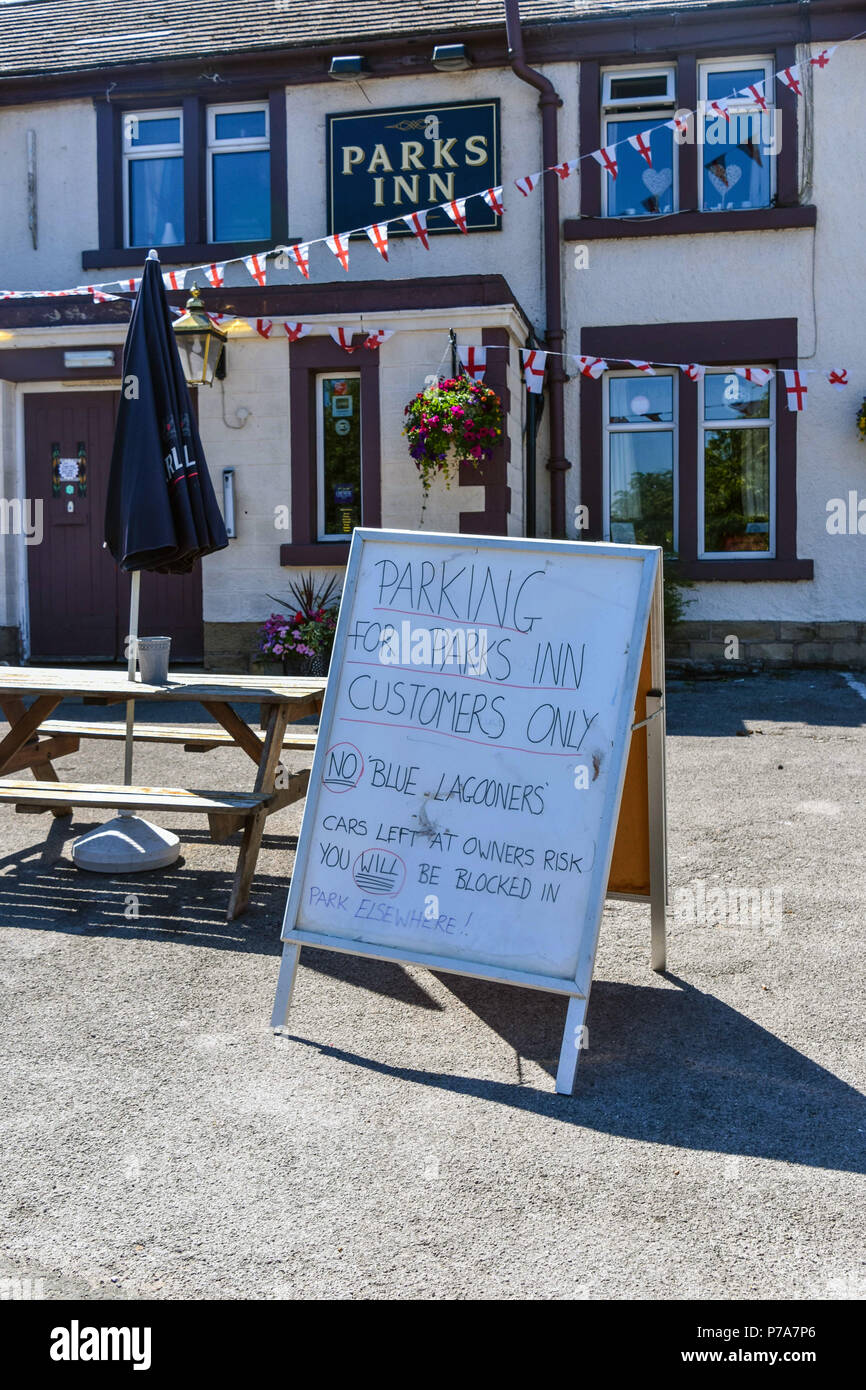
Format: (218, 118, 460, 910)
(327, 100, 500, 236)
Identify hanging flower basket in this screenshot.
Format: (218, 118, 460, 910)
(857, 397, 866, 443)
(403, 376, 503, 499)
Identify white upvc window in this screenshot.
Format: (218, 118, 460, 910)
(699, 368, 776, 558)
(316, 373, 362, 542)
(603, 369, 678, 552)
(698, 57, 776, 211)
(601, 65, 677, 217)
(207, 103, 270, 242)
(122, 110, 184, 248)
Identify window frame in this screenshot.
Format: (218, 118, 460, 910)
(315, 370, 363, 543)
(206, 101, 271, 244)
(602, 367, 679, 549)
(602, 65, 677, 109)
(121, 108, 184, 250)
(601, 63, 677, 218)
(697, 56, 776, 212)
(698, 366, 777, 560)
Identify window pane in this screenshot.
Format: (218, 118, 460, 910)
(702, 73, 772, 211)
(609, 431, 674, 549)
(605, 119, 673, 215)
(609, 74, 670, 101)
(212, 150, 270, 240)
(214, 110, 267, 141)
(706, 69, 767, 103)
(321, 378, 362, 538)
(703, 427, 770, 552)
(609, 375, 674, 424)
(129, 116, 181, 148)
(704, 373, 770, 420)
(129, 157, 184, 245)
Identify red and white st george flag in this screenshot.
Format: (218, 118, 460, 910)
(592, 146, 618, 179)
(255, 319, 273, 338)
(365, 223, 389, 261)
(552, 159, 579, 180)
(707, 99, 732, 124)
(782, 369, 808, 410)
(735, 367, 773, 387)
(627, 131, 653, 166)
(329, 327, 357, 353)
(810, 47, 836, 69)
(572, 355, 607, 380)
(739, 81, 768, 109)
(284, 322, 311, 342)
(826, 368, 849, 391)
(403, 210, 430, 248)
(93, 289, 121, 302)
(203, 263, 225, 288)
(162, 270, 184, 291)
(288, 244, 310, 279)
(442, 198, 469, 232)
(520, 349, 548, 394)
(777, 65, 802, 95)
(681, 363, 706, 382)
(326, 233, 351, 272)
(482, 186, 504, 215)
(514, 172, 542, 197)
(364, 329, 394, 349)
(244, 253, 269, 287)
(457, 345, 487, 381)
(668, 112, 692, 138)
(628, 359, 656, 374)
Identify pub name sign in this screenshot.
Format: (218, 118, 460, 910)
(327, 100, 501, 236)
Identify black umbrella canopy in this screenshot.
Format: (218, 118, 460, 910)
(105, 254, 228, 574)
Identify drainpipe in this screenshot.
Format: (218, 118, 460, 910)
(504, 0, 570, 539)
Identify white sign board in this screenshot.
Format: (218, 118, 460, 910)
(272, 530, 660, 1091)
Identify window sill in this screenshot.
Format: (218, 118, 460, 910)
(280, 543, 350, 567)
(82, 239, 297, 270)
(671, 558, 814, 581)
(564, 205, 816, 242)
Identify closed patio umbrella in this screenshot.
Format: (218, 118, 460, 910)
(73, 251, 228, 873)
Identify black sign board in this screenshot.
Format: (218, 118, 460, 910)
(327, 100, 501, 237)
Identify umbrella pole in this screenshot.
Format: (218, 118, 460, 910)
(122, 570, 140, 795)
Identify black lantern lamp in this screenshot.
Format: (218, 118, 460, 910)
(171, 284, 227, 386)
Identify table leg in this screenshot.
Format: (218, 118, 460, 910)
(227, 704, 291, 920)
(0, 696, 71, 815)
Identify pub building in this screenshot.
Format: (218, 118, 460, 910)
(0, 1, 863, 671)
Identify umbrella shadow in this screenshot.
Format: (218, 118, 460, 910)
(281, 970, 865, 1172)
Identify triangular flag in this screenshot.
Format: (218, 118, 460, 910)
(777, 65, 803, 96)
(203, 263, 225, 288)
(288, 244, 310, 279)
(364, 329, 394, 350)
(628, 359, 656, 374)
(734, 367, 773, 387)
(255, 318, 273, 338)
(482, 186, 504, 215)
(826, 369, 849, 391)
(521, 349, 547, 394)
(162, 270, 184, 291)
(552, 160, 579, 180)
(572, 355, 607, 380)
(365, 223, 389, 261)
(592, 146, 618, 179)
(810, 47, 836, 69)
(627, 131, 653, 166)
(442, 198, 468, 233)
(403, 210, 430, 249)
(326, 233, 350, 272)
(458, 345, 487, 381)
(284, 322, 311, 343)
(515, 172, 542, 197)
(681, 363, 706, 382)
(739, 82, 768, 110)
(330, 327, 357, 352)
(668, 112, 692, 138)
(782, 369, 808, 410)
(707, 99, 732, 124)
(244, 253, 269, 287)
(93, 289, 121, 303)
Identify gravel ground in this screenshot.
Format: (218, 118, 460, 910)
(0, 670, 863, 1302)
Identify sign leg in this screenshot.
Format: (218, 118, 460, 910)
(555, 995, 588, 1094)
(271, 942, 302, 1029)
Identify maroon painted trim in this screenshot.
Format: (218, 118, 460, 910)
(0, 347, 120, 381)
(580, 318, 809, 575)
(458, 327, 512, 536)
(83, 239, 291, 271)
(183, 95, 204, 250)
(578, 60, 600, 217)
(268, 88, 289, 248)
(775, 44, 800, 206)
(281, 333, 381, 568)
(564, 205, 817, 240)
(676, 53, 698, 214)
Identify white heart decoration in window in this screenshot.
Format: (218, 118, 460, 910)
(641, 167, 673, 197)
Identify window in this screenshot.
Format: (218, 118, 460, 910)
(604, 371, 677, 549)
(316, 374, 362, 541)
(122, 110, 184, 247)
(207, 104, 270, 243)
(700, 369, 774, 556)
(601, 66, 676, 217)
(699, 59, 775, 211)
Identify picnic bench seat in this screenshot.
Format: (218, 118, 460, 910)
(39, 718, 319, 753)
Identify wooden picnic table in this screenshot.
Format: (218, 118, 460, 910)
(0, 667, 326, 919)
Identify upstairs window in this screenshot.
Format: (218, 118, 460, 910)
(699, 59, 776, 211)
(207, 104, 271, 243)
(122, 110, 184, 247)
(601, 66, 676, 217)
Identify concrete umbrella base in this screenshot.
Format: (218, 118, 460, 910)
(72, 814, 181, 873)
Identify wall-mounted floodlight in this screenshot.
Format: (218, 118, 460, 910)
(432, 44, 471, 72)
(329, 55, 368, 81)
(222, 467, 236, 538)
